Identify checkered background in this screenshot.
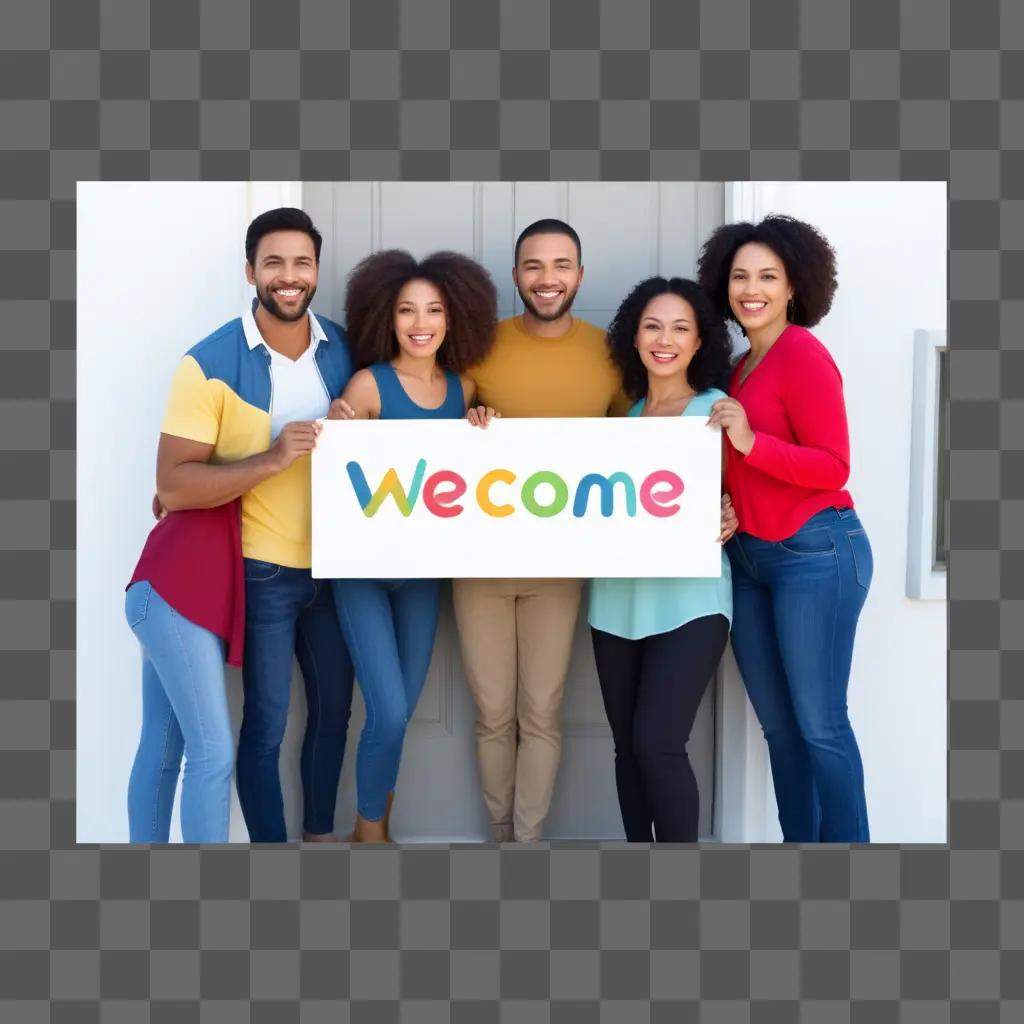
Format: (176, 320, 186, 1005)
(0, 0, 1016, 1019)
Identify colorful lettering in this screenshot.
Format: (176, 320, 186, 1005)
(346, 459, 426, 517)
(520, 471, 569, 518)
(422, 470, 467, 518)
(476, 468, 516, 517)
(639, 469, 684, 517)
(572, 472, 637, 518)
(346, 462, 688, 520)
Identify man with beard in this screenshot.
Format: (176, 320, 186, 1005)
(454, 218, 632, 843)
(155, 208, 354, 842)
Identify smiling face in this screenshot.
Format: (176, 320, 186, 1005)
(727, 241, 794, 338)
(393, 278, 446, 361)
(634, 292, 702, 386)
(513, 232, 583, 323)
(245, 229, 319, 323)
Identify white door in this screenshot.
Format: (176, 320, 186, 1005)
(299, 181, 725, 840)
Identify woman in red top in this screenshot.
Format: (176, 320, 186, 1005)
(698, 215, 873, 843)
(124, 497, 245, 843)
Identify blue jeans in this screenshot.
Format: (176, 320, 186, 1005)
(237, 559, 354, 842)
(331, 578, 441, 821)
(126, 581, 234, 843)
(727, 507, 873, 843)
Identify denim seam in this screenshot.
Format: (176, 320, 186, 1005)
(730, 536, 758, 581)
(338, 594, 385, 823)
(845, 529, 870, 590)
(776, 529, 836, 557)
(155, 694, 178, 840)
(385, 585, 410, 797)
(134, 605, 178, 841)
(244, 561, 282, 583)
(127, 580, 152, 628)
(165, 596, 214, 841)
(828, 536, 865, 842)
(296, 615, 323, 835)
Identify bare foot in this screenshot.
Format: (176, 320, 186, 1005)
(348, 815, 391, 844)
(303, 831, 343, 843)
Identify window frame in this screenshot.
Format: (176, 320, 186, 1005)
(906, 328, 948, 600)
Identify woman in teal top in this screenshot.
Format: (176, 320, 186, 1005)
(326, 250, 498, 843)
(590, 277, 737, 842)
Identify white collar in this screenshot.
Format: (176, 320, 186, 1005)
(242, 300, 327, 352)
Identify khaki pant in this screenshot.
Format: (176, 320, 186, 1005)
(452, 577, 583, 842)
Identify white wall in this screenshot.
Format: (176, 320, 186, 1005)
(76, 182, 299, 842)
(718, 182, 947, 843)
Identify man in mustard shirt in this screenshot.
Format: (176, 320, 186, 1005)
(456, 219, 631, 843)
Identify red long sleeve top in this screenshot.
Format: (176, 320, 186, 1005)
(126, 501, 246, 667)
(725, 324, 854, 542)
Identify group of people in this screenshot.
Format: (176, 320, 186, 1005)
(124, 206, 873, 846)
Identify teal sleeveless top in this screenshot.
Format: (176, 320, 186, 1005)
(587, 388, 733, 639)
(368, 362, 465, 420)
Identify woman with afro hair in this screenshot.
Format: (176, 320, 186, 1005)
(697, 215, 874, 843)
(325, 249, 498, 842)
(589, 276, 737, 842)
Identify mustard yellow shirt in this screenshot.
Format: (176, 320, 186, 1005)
(469, 315, 631, 417)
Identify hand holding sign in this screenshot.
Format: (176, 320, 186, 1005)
(327, 398, 357, 420)
(466, 405, 500, 428)
(708, 397, 755, 455)
(718, 493, 738, 544)
(270, 420, 322, 471)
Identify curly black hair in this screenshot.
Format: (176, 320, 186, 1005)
(344, 249, 498, 372)
(606, 277, 733, 401)
(695, 214, 838, 329)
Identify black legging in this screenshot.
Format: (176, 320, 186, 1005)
(591, 614, 729, 843)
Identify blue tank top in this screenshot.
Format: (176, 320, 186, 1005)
(368, 362, 465, 420)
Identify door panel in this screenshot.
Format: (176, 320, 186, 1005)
(298, 182, 724, 840)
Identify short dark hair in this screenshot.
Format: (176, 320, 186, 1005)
(344, 249, 498, 372)
(606, 277, 733, 401)
(514, 218, 582, 266)
(696, 214, 838, 329)
(245, 207, 323, 266)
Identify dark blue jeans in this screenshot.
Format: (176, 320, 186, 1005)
(727, 507, 873, 843)
(237, 559, 354, 842)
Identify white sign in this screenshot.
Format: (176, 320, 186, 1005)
(311, 417, 722, 579)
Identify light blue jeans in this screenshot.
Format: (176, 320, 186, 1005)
(126, 581, 234, 843)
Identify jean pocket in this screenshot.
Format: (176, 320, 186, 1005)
(244, 558, 282, 582)
(846, 529, 874, 590)
(777, 525, 835, 556)
(726, 536, 757, 578)
(125, 581, 151, 628)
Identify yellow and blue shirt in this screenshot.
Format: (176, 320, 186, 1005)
(160, 304, 353, 569)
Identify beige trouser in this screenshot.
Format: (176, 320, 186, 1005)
(452, 577, 583, 842)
